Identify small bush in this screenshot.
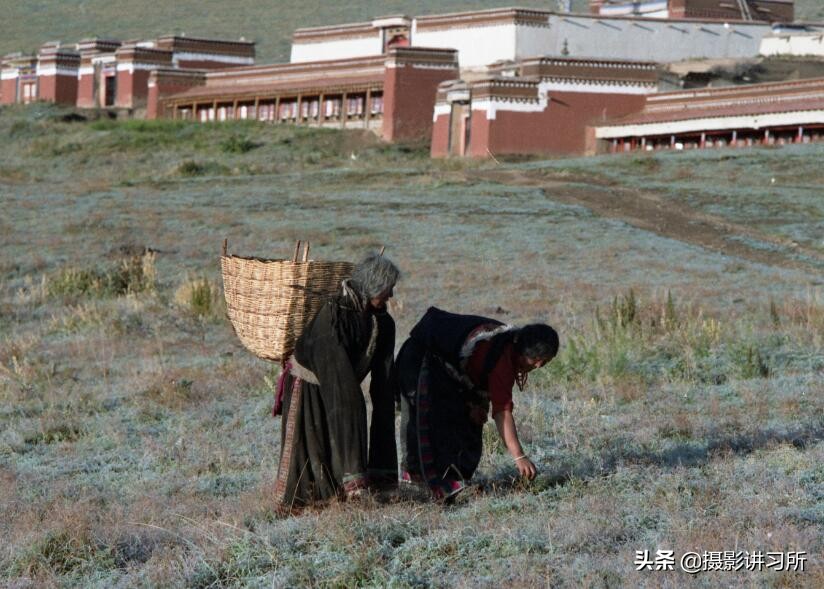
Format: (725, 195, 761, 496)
(11, 529, 114, 577)
(220, 135, 258, 154)
(174, 276, 223, 319)
(733, 343, 771, 379)
(46, 252, 156, 300)
(176, 160, 229, 177)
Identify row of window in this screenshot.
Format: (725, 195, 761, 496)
(611, 128, 824, 152)
(179, 94, 384, 123)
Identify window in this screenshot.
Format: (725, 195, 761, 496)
(324, 97, 341, 118)
(22, 82, 37, 103)
(370, 93, 383, 115)
(347, 95, 364, 117)
(104, 75, 116, 107)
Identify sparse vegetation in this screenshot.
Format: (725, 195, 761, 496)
(1, 106, 822, 586)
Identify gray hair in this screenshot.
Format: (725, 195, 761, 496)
(350, 253, 400, 298)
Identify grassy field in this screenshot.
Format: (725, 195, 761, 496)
(3, 1, 823, 65)
(1, 104, 822, 587)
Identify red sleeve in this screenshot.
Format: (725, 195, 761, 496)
(488, 345, 515, 416)
(466, 339, 517, 417)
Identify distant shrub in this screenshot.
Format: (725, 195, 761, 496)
(174, 275, 223, 319)
(732, 343, 771, 379)
(46, 252, 156, 300)
(47, 302, 106, 334)
(176, 160, 229, 177)
(542, 290, 790, 388)
(24, 422, 83, 446)
(220, 135, 258, 154)
(11, 529, 114, 577)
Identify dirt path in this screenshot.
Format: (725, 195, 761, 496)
(474, 168, 824, 274)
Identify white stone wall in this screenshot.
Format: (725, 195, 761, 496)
(544, 15, 771, 62)
(290, 34, 383, 63)
(413, 14, 771, 69)
(411, 22, 517, 70)
(761, 34, 824, 57)
(286, 12, 772, 70)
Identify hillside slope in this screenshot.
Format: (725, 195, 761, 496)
(0, 1, 581, 65)
(5, 1, 821, 66)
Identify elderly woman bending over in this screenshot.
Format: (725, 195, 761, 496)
(397, 307, 558, 500)
(274, 254, 399, 512)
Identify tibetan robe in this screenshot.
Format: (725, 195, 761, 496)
(274, 286, 395, 511)
(396, 307, 519, 499)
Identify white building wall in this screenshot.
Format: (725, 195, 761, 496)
(515, 22, 555, 61)
(411, 22, 517, 69)
(761, 34, 824, 57)
(287, 12, 772, 70)
(545, 15, 771, 62)
(290, 35, 383, 63)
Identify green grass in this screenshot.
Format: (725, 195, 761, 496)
(1, 106, 822, 586)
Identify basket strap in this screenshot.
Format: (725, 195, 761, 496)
(287, 355, 320, 385)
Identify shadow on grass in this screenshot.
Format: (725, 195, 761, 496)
(474, 418, 824, 496)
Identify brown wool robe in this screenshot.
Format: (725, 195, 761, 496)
(274, 289, 396, 510)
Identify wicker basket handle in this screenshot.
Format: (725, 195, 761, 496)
(292, 241, 311, 262)
(223, 238, 228, 257)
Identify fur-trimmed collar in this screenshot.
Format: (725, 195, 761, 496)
(458, 323, 518, 373)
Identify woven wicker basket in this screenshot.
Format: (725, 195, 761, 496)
(221, 241, 353, 362)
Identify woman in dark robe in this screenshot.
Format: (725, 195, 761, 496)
(397, 307, 559, 501)
(273, 254, 399, 512)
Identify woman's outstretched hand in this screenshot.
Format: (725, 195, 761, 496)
(515, 456, 537, 480)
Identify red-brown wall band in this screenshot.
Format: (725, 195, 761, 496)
(115, 68, 153, 109)
(38, 74, 78, 105)
(0, 79, 16, 104)
(77, 73, 95, 108)
(434, 91, 648, 158)
(481, 92, 646, 156)
(383, 65, 457, 143)
(431, 114, 451, 157)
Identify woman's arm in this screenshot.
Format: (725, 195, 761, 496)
(493, 409, 536, 480)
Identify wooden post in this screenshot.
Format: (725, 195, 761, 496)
(797, 126, 804, 143)
(341, 92, 348, 129)
(274, 96, 281, 123)
(292, 241, 301, 263)
(232, 99, 238, 120)
(253, 96, 259, 120)
(365, 88, 371, 128)
(192, 102, 198, 122)
(297, 94, 302, 125)
(319, 93, 325, 126)
(700, 132, 706, 149)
